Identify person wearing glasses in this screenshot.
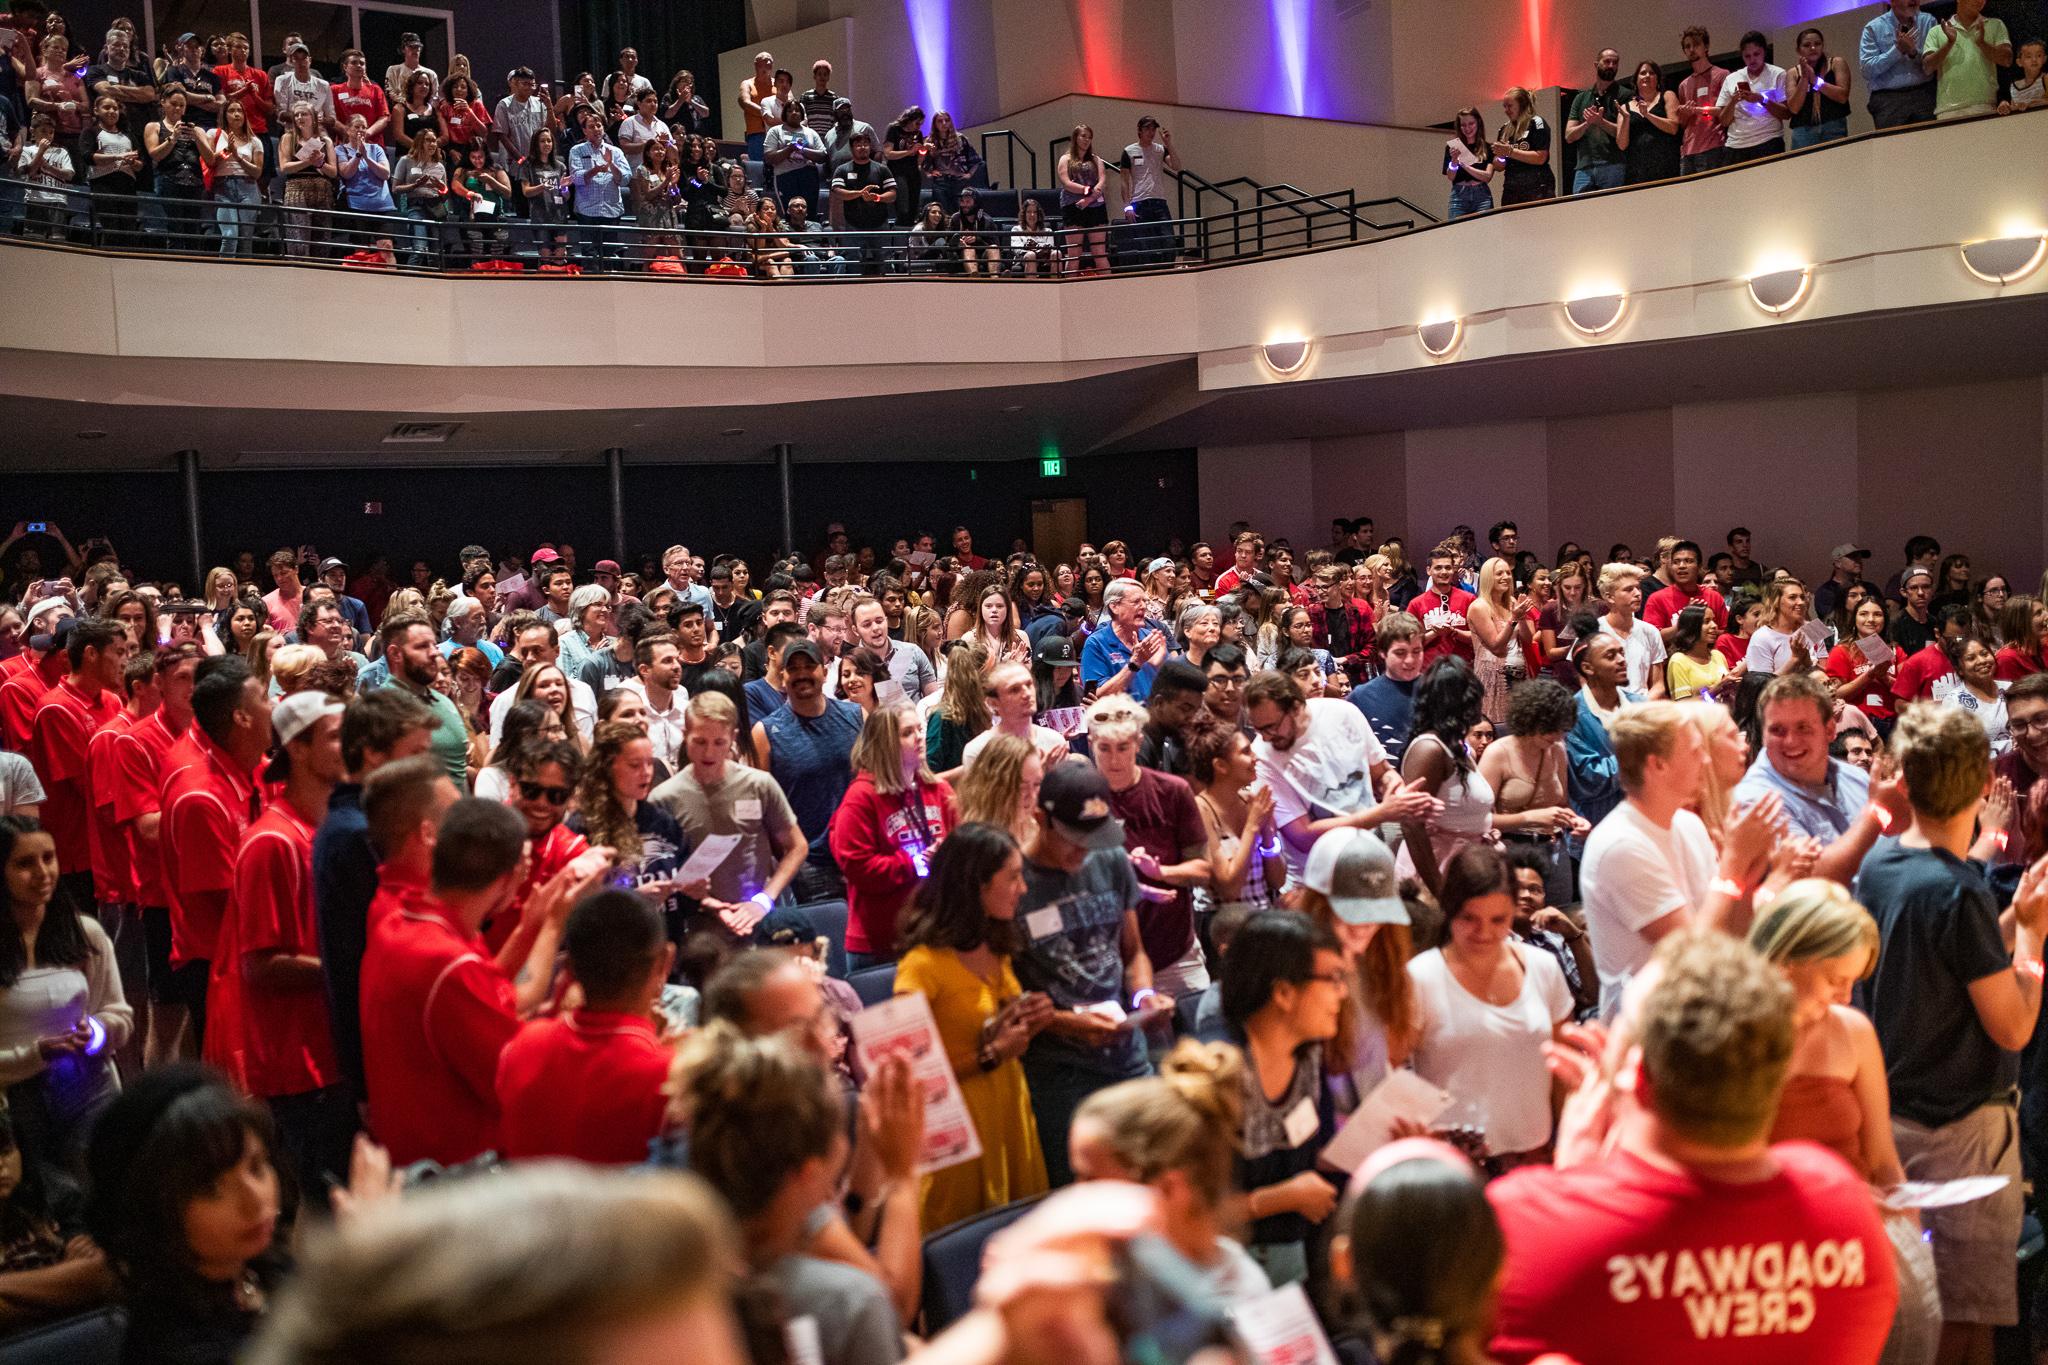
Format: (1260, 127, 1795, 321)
(494, 738, 587, 958)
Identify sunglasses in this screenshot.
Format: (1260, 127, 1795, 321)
(518, 781, 572, 805)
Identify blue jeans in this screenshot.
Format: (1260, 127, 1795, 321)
(1448, 182, 1493, 219)
(744, 131, 765, 161)
(215, 177, 260, 255)
(1790, 119, 1847, 149)
(1571, 161, 1625, 194)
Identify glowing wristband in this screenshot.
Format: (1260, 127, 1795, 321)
(82, 1016, 107, 1057)
(1710, 877, 1748, 900)
(1131, 988, 1161, 1012)
(749, 891, 775, 912)
(1873, 805, 1896, 834)
(1257, 836, 1282, 858)
(2020, 959, 2045, 984)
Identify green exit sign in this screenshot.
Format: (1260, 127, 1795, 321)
(1040, 456, 1064, 477)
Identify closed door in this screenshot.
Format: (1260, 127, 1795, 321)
(1031, 497, 1086, 567)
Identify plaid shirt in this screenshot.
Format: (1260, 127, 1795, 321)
(1307, 598, 1376, 675)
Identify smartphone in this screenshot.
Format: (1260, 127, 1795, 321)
(25, 522, 45, 533)
(38, 582, 67, 599)
(0, 28, 16, 51)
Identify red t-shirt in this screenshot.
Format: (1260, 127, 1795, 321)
(1996, 645, 2044, 683)
(331, 79, 389, 131)
(1890, 643, 1954, 703)
(360, 896, 519, 1167)
(261, 587, 301, 635)
(159, 733, 258, 966)
(86, 711, 136, 903)
(1411, 588, 1478, 663)
(481, 821, 586, 958)
(0, 653, 64, 751)
(438, 97, 491, 146)
(1644, 584, 1728, 631)
(29, 679, 122, 876)
(1213, 564, 1256, 595)
(1488, 1144, 1897, 1365)
(110, 711, 189, 908)
(496, 1009, 672, 1164)
(1715, 633, 1749, 669)
(1823, 642, 1908, 722)
(205, 800, 338, 1098)
(213, 64, 274, 134)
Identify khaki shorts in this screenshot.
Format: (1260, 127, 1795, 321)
(1892, 1100, 2022, 1327)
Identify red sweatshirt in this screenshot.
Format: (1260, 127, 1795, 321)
(827, 771, 955, 956)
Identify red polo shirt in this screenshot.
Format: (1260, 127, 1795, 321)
(206, 800, 337, 1099)
(360, 895, 520, 1167)
(110, 711, 188, 908)
(0, 653, 31, 684)
(331, 79, 388, 130)
(1890, 643, 1955, 704)
(86, 712, 136, 903)
(29, 678, 122, 875)
(159, 732, 259, 967)
(1411, 588, 1478, 663)
(482, 821, 586, 957)
(0, 653, 62, 751)
(496, 1008, 672, 1164)
(1643, 583, 1728, 631)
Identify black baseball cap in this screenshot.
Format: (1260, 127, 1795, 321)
(782, 638, 825, 668)
(1033, 633, 1077, 667)
(1037, 763, 1126, 851)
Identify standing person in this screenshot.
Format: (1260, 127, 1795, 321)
(208, 97, 263, 255)
(567, 723, 700, 948)
(1395, 660, 1497, 896)
(881, 104, 925, 229)
(1824, 596, 1899, 731)
(83, 93, 143, 248)
(1565, 48, 1625, 193)
(567, 109, 626, 270)
(894, 822, 1053, 1231)
(374, 615, 469, 789)
(829, 130, 893, 276)
(1488, 932, 1899, 1364)
(1087, 698, 1211, 999)
(1080, 579, 1167, 702)
(1617, 61, 1681, 185)
(1348, 612, 1426, 764)
(1716, 30, 1791, 165)
(331, 49, 390, 145)
(1411, 538, 1477, 666)
(651, 692, 805, 937)
(1641, 540, 1726, 646)
(203, 691, 353, 1202)
(1732, 670, 1898, 881)
(381, 32, 436, 111)
(1055, 123, 1110, 275)
(1745, 577, 1826, 676)
(276, 98, 336, 258)
(1858, 705, 2047, 1363)
(1466, 557, 1526, 724)
(1595, 562, 1667, 699)
(1407, 845, 1575, 1168)
(143, 90, 208, 249)
(1441, 105, 1496, 219)
(736, 51, 773, 160)
(753, 640, 863, 903)
(828, 703, 955, 970)
(109, 647, 200, 1064)
(1010, 763, 1170, 1186)
(763, 99, 824, 212)
(1675, 25, 1731, 174)
(333, 113, 394, 258)
(1922, 0, 2010, 121)
(1490, 86, 1554, 204)
(1786, 26, 1853, 147)
(1117, 114, 1181, 264)
(1860, 0, 1938, 129)
(28, 619, 125, 908)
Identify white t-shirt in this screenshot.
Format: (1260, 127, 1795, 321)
(487, 675, 598, 742)
(961, 723, 1066, 767)
(1715, 62, 1787, 148)
(1253, 698, 1389, 881)
(1598, 616, 1666, 694)
(0, 752, 47, 814)
(1121, 141, 1169, 203)
(15, 143, 73, 202)
(1408, 945, 1574, 1155)
(616, 112, 669, 167)
(1745, 621, 1830, 675)
(1580, 801, 1717, 1019)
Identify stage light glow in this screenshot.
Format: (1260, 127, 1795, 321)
(905, 0, 952, 119)
(1271, 0, 1311, 116)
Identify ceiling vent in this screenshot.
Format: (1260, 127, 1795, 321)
(381, 421, 465, 445)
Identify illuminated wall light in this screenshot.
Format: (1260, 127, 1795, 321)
(1747, 266, 1811, 315)
(904, 0, 952, 122)
(1262, 338, 1312, 376)
(1960, 235, 2047, 285)
(1562, 294, 1627, 337)
(1417, 318, 1462, 357)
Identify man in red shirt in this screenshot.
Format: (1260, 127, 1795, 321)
(497, 888, 674, 1163)
(1488, 932, 1897, 1364)
(330, 49, 389, 140)
(1212, 530, 1261, 596)
(1891, 606, 1970, 705)
(949, 525, 989, 572)
(208, 690, 352, 1196)
(360, 797, 583, 1167)
(212, 32, 274, 136)
(28, 618, 128, 905)
(110, 644, 201, 1064)
(1, 602, 75, 751)
(1411, 536, 1477, 664)
(1643, 540, 1729, 647)
(86, 649, 158, 1071)
(159, 655, 271, 1048)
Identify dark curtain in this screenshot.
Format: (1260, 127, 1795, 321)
(560, 0, 747, 128)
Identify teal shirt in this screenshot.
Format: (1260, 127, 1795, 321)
(385, 677, 472, 791)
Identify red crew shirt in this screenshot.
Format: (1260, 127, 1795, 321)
(159, 733, 258, 967)
(482, 821, 585, 958)
(1487, 1144, 1897, 1365)
(110, 711, 189, 908)
(331, 79, 389, 132)
(86, 712, 136, 903)
(829, 773, 956, 955)
(495, 1009, 672, 1164)
(360, 896, 520, 1167)
(213, 64, 274, 134)
(0, 657, 61, 752)
(1890, 643, 1955, 704)
(205, 800, 338, 1098)
(1643, 583, 1729, 631)
(1996, 645, 2044, 683)
(1410, 587, 1478, 664)
(1715, 632, 1750, 669)
(28, 678, 122, 875)
(1823, 642, 1908, 723)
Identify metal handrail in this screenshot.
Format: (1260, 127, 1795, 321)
(975, 130, 1038, 190)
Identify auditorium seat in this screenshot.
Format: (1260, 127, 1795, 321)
(760, 900, 850, 978)
(920, 1195, 1045, 1333)
(0, 1308, 125, 1365)
(847, 962, 897, 1007)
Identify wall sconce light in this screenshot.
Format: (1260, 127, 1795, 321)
(1261, 338, 1312, 376)
(1747, 266, 1811, 315)
(1960, 235, 2047, 284)
(1417, 318, 1462, 357)
(1562, 293, 1627, 337)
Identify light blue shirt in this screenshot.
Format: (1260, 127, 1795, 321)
(1733, 753, 1871, 844)
(1860, 10, 1937, 91)
(336, 141, 394, 212)
(569, 136, 627, 218)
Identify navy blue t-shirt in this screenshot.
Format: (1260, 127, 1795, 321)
(1349, 674, 1416, 765)
(1855, 838, 2014, 1127)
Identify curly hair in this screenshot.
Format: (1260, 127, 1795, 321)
(573, 721, 650, 859)
(1503, 677, 1575, 738)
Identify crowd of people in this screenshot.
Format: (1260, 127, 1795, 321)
(0, 8, 1192, 275)
(0, 505, 2041, 1365)
(1442, 4, 2044, 218)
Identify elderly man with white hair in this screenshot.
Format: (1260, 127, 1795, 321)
(439, 595, 503, 666)
(1081, 576, 1168, 701)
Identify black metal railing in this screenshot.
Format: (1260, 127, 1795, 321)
(975, 130, 1037, 190)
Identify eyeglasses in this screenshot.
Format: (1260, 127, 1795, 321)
(517, 781, 572, 805)
(2010, 715, 2048, 736)
(1302, 971, 1351, 990)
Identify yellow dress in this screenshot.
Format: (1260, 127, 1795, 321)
(893, 945, 1049, 1233)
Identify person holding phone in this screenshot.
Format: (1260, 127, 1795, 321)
(1617, 59, 1681, 185)
(568, 722, 707, 954)
(1716, 29, 1792, 164)
(144, 88, 207, 250)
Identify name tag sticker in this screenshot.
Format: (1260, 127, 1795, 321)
(1282, 1097, 1320, 1149)
(1026, 907, 1063, 940)
(734, 798, 762, 822)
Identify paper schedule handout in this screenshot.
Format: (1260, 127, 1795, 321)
(675, 834, 741, 885)
(1231, 1284, 1340, 1365)
(849, 992, 983, 1174)
(1881, 1176, 2009, 1211)
(1318, 1070, 1453, 1174)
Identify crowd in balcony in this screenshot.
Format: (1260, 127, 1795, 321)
(0, 10, 1192, 275)
(0, 500, 2040, 1365)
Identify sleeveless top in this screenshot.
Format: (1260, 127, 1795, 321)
(152, 122, 206, 191)
(1770, 1073, 1869, 1181)
(1060, 156, 1100, 208)
(286, 134, 331, 181)
(1493, 738, 1557, 816)
(1791, 63, 1852, 127)
(1623, 102, 1682, 182)
(761, 700, 863, 858)
(1395, 734, 1496, 878)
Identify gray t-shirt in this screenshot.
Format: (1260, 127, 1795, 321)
(764, 1254, 903, 1365)
(0, 752, 46, 815)
(649, 763, 798, 904)
(1015, 848, 1147, 1078)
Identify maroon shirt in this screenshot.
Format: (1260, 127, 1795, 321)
(1107, 767, 1206, 970)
